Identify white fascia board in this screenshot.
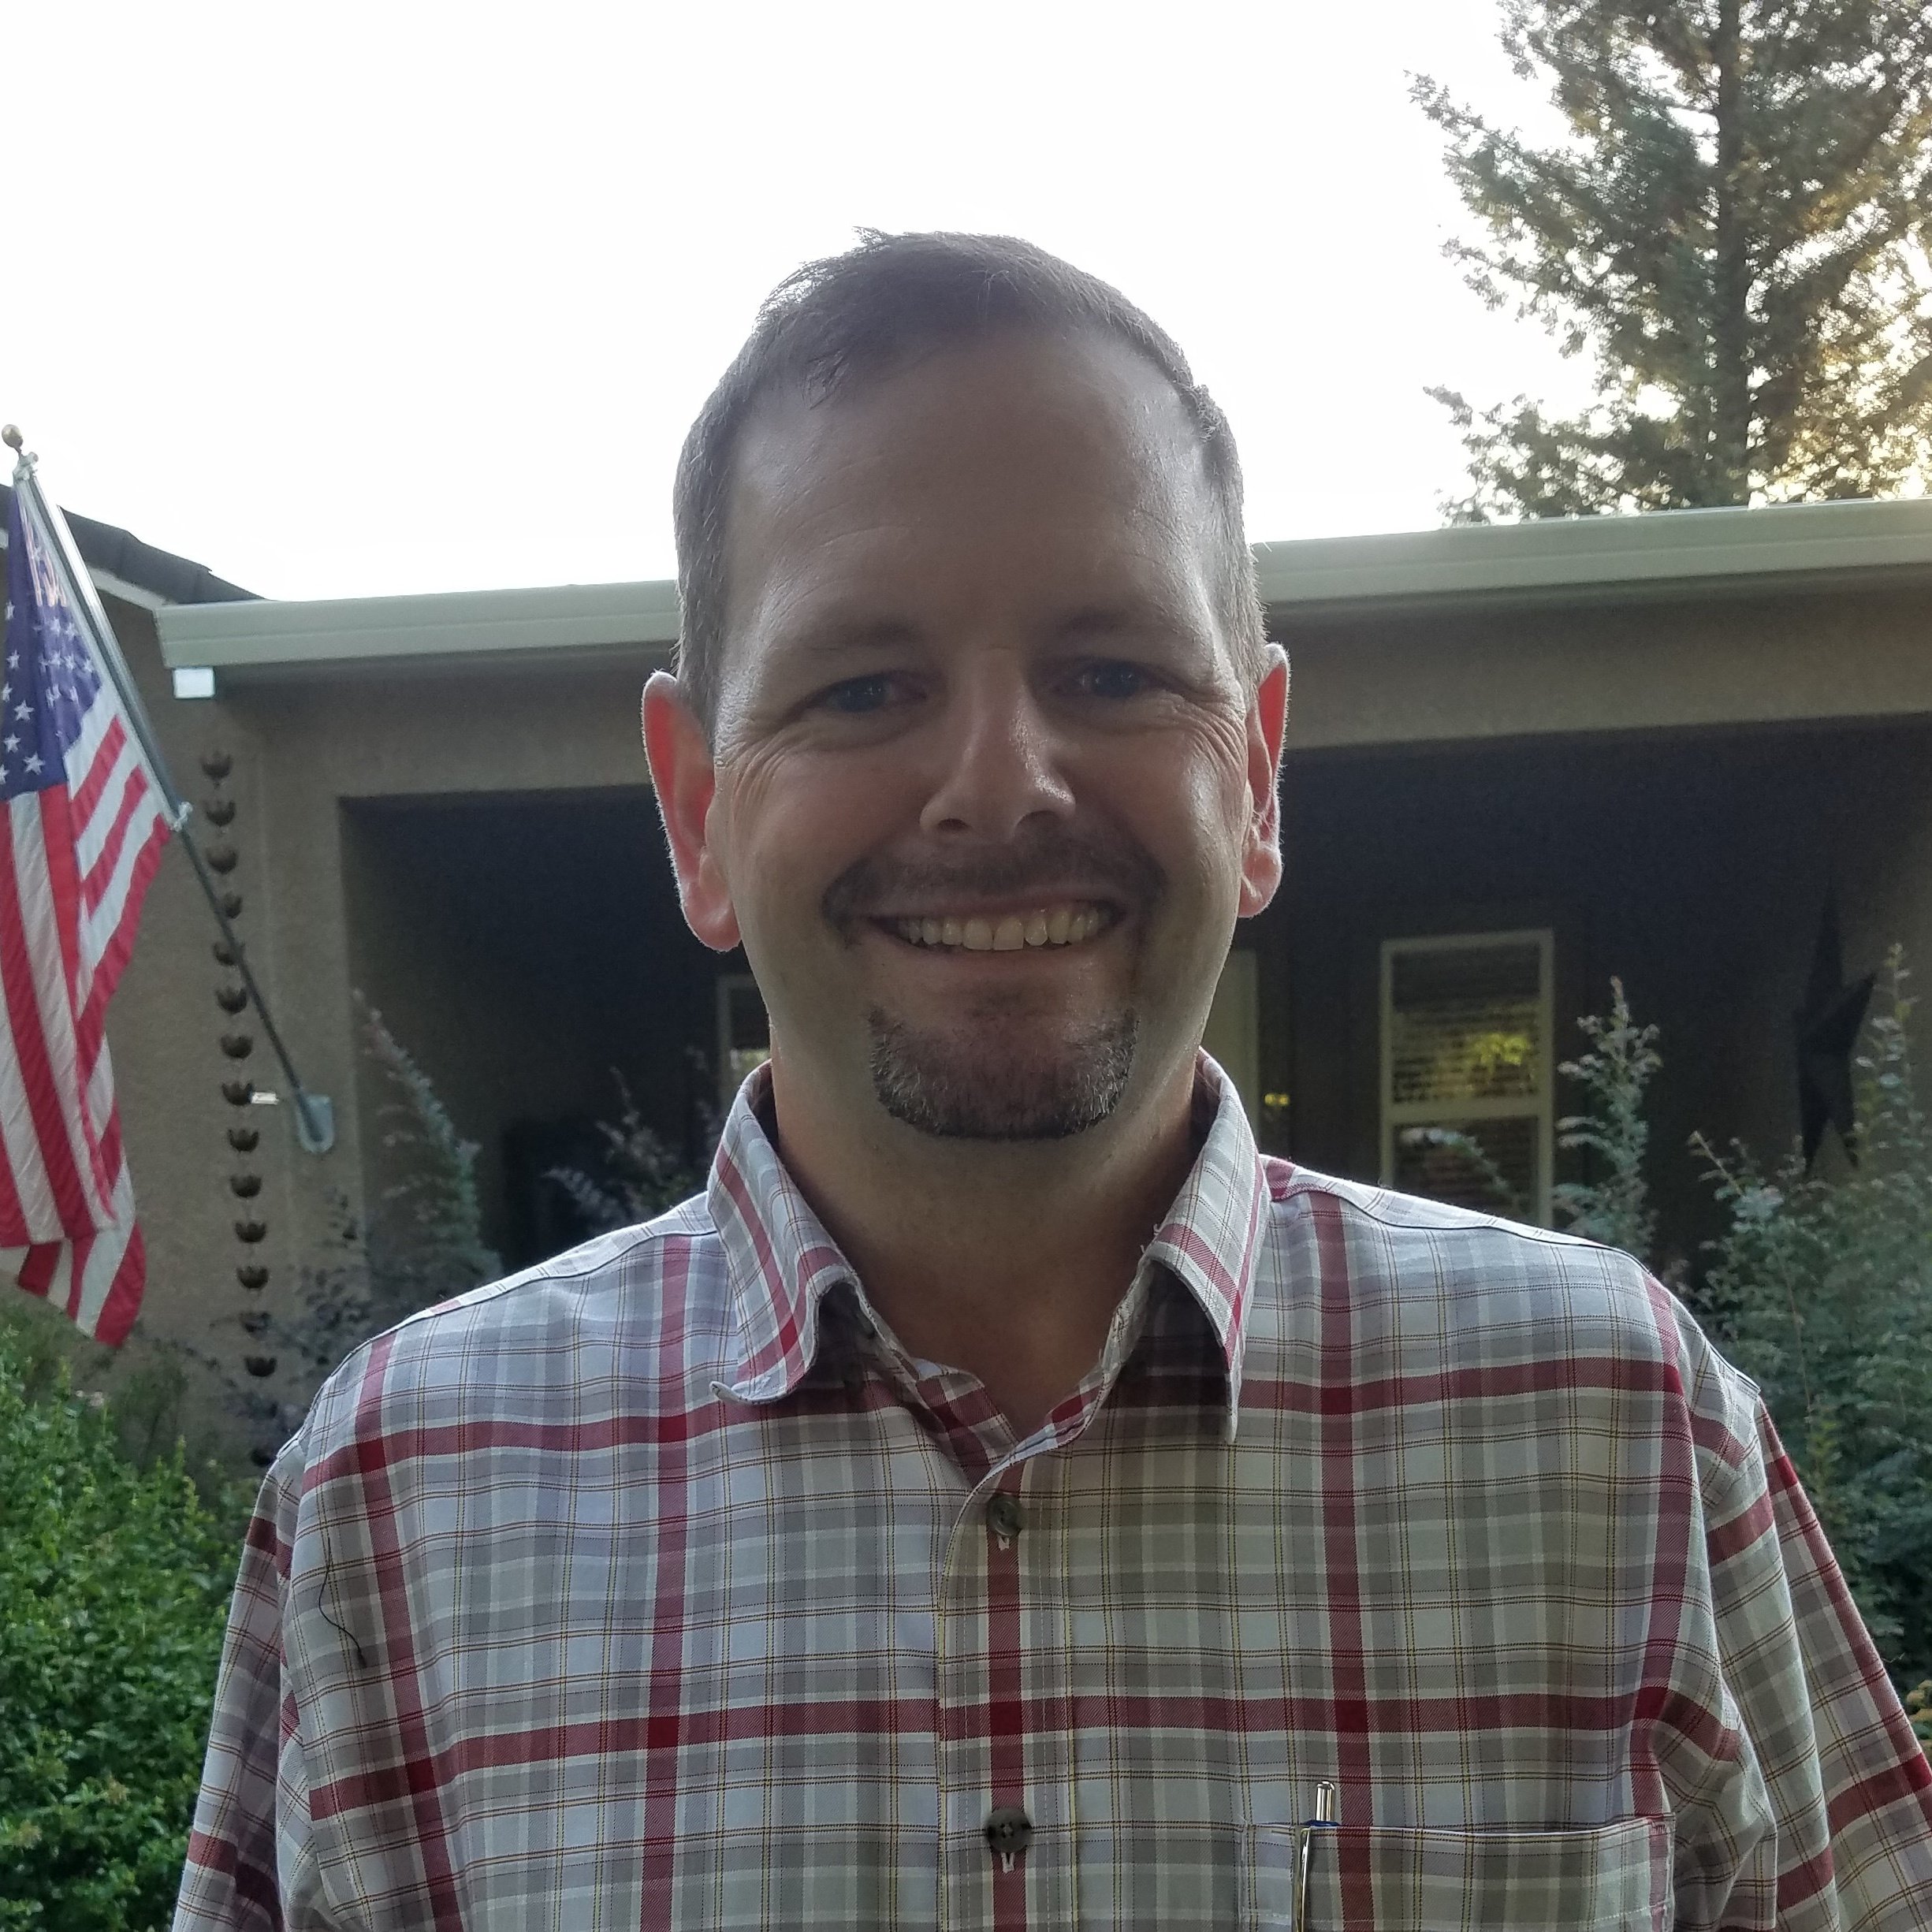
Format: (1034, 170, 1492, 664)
(156, 578, 682, 671)
(91, 569, 172, 612)
(1256, 496, 1932, 610)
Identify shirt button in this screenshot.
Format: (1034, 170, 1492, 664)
(985, 1805, 1033, 1866)
(985, 1492, 1026, 1542)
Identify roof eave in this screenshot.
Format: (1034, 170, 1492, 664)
(158, 496, 1932, 674)
(1256, 495, 1932, 614)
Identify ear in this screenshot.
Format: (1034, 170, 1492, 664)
(642, 670, 742, 951)
(1238, 646, 1290, 918)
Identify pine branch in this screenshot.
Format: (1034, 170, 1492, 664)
(1420, 0, 1932, 516)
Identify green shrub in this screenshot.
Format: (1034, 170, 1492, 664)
(1550, 978, 1662, 1270)
(210, 999, 508, 1464)
(1556, 951, 1932, 1690)
(545, 1066, 715, 1238)
(0, 1327, 241, 1930)
(1692, 949, 1932, 1678)
(358, 994, 502, 1321)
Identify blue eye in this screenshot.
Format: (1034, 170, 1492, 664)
(818, 674, 896, 714)
(1076, 661, 1155, 700)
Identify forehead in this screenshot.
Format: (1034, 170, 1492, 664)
(720, 329, 1219, 648)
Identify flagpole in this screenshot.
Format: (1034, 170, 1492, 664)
(3, 430, 333, 1156)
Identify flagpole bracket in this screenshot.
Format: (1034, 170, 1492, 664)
(293, 1092, 335, 1156)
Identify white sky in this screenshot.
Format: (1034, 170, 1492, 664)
(3, 1, 1594, 601)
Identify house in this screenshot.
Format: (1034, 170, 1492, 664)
(14, 494, 1932, 1389)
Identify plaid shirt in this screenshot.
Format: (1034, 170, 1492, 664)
(176, 1059, 1932, 1931)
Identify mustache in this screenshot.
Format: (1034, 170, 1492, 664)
(822, 828, 1165, 931)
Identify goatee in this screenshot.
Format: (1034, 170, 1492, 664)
(866, 1003, 1137, 1140)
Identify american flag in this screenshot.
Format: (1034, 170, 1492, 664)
(0, 486, 173, 1344)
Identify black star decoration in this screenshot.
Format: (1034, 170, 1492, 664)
(1793, 895, 1874, 1171)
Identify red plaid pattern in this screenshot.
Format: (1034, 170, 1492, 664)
(175, 1060, 1932, 1930)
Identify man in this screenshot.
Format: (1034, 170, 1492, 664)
(176, 233, 1932, 1930)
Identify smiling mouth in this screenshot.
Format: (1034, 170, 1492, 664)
(880, 902, 1117, 952)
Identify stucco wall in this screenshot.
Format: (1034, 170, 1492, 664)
(1278, 582, 1932, 750)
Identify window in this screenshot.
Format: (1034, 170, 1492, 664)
(717, 974, 771, 1105)
(1379, 929, 1553, 1224)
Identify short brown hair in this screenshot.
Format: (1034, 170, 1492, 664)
(671, 230, 1267, 738)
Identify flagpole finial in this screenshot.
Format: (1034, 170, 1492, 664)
(1, 426, 21, 453)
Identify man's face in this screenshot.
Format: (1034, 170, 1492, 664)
(648, 329, 1286, 1142)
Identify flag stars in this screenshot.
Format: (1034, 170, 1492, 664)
(21, 753, 43, 776)
(13, 702, 31, 722)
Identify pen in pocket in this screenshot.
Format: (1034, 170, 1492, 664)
(1293, 1779, 1339, 1931)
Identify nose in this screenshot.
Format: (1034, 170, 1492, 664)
(918, 655, 1075, 842)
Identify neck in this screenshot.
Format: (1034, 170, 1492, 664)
(765, 1051, 1202, 1438)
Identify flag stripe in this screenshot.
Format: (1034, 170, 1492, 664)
(80, 765, 149, 918)
(69, 708, 128, 831)
(36, 790, 118, 1215)
(78, 811, 171, 1034)
(0, 798, 101, 1235)
(2, 482, 169, 1340)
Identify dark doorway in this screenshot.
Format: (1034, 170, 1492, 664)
(341, 787, 727, 1268)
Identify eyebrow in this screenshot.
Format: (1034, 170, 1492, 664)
(1049, 597, 1203, 645)
(772, 614, 925, 659)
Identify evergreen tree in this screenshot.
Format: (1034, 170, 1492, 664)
(1415, 1, 1932, 520)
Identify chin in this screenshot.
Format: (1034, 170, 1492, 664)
(865, 1007, 1138, 1141)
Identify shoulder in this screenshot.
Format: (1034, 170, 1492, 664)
(1259, 1163, 1758, 1434)
(294, 1194, 730, 1473)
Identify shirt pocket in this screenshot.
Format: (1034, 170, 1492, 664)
(1250, 1816, 1672, 1930)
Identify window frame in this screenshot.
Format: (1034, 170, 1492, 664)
(1378, 926, 1555, 1225)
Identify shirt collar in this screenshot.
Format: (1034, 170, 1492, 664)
(707, 1054, 1271, 1434)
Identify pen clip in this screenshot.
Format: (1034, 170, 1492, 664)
(1293, 1781, 1340, 1932)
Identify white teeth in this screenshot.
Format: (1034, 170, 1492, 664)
(891, 903, 1111, 947)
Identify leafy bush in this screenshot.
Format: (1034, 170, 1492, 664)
(1692, 949, 1932, 1679)
(208, 999, 507, 1461)
(0, 1327, 241, 1930)
(1556, 951, 1932, 1691)
(545, 1066, 715, 1238)
(1908, 1679, 1932, 1751)
(0, 999, 502, 1925)
(358, 994, 502, 1320)
(1550, 978, 1662, 1270)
